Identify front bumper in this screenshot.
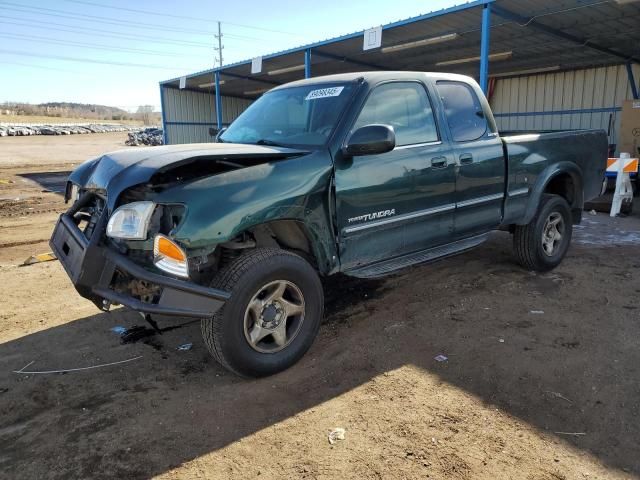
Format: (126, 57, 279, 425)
(50, 195, 229, 318)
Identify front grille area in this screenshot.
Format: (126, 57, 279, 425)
(72, 193, 106, 241)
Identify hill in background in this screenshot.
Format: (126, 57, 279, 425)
(1, 101, 161, 124)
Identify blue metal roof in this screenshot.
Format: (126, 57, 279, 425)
(160, 0, 640, 100)
(160, 0, 492, 86)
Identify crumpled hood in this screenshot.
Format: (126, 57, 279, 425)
(69, 142, 308, 210)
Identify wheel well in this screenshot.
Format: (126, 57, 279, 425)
(247, 220, 317, 266)
(545, 173, 576, 207)
(544, 172, 584, 223)
(191, 221, 319, 286)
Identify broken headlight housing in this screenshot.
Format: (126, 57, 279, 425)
(106, 201, 155, 240)
(70, 183, 80, 203)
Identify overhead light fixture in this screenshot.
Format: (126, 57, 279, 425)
(244, 88, 270, 95)
(436, 51, 512, 66)
(267, 64, 305, 76)
(198, 80, 225, 88)
(490, 65, 560, 78)
(381, 33, 458, 53)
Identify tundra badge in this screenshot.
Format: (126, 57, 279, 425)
(348, 209, 396, 224)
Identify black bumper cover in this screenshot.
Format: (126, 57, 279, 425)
(50, 200, 229, 319)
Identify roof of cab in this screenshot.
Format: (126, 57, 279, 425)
(271, 71, 476, 90)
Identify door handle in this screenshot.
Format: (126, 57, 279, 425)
(431, 156, 448, 169)
(459, 153, 474, 165)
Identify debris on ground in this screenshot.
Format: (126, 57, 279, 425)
(545, 391, 573, 403)
(530, 310, 545, 314)
(434, 354, 448, 362)
(554, 431, 586, 436)
(21, 252, 57, 266)
(499, 338, 505, 343)
(589, 210, 597, 215)
(12, 356, 143, 375)
(328, 427, 346, 445)
(177, 343, 193, 351)
(125, 128, 163, 146)
(111, 326, 127, 335)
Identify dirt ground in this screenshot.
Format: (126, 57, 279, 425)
(0, 134, 639, 480)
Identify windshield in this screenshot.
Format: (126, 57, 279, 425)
(220, 83, 355, 148)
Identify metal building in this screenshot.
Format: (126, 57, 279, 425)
(161, 86, 252, 144)
(492, 63, 640, 146)
(160, 0, 640, 149)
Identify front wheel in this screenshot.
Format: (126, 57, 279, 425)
(513, 194, 573, 272)
(202, 248, 324, 377)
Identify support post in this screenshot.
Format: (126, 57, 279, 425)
(159, 85, 168, 145)
(304, 49, 312, 78)
(626, 62, 639, 100)
(215, 71, 223, 130)
(479, 2, 491, 94)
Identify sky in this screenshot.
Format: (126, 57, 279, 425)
(0, 0, 461, 111)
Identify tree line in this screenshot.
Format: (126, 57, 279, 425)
(1, 102, 161, 124)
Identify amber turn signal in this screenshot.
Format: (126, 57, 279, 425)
(154, 234, 186, 262)
(153, 234, 188, 278)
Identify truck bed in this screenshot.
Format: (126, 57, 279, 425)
(500, 129, 608, 225)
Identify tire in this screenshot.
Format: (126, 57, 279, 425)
(513, 194, 573, 272)
(201, 248, 324, 377)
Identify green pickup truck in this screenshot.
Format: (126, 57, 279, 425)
(51, 72, 607, 377)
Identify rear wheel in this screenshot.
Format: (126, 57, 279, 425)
(202, 248, 323, 377)
(513, 194, 572, 272)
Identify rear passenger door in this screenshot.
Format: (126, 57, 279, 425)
(335, 81, 456, 270)
(436, 81, 505, 238)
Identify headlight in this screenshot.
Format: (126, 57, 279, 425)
(153, 234, 188, 278)
(106, 201, 155, 240)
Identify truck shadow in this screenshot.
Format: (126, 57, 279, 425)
(17, 171, 71, 195)
(1, 233, 638, 478)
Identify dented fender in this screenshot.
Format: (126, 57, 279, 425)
(154, 150, 339, 274)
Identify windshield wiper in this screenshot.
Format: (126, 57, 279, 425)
(255, 138, 284, 147)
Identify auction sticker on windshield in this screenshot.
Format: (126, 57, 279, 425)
(305, 86, 344, 100)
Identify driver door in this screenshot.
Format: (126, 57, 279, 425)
(334, 81, 456, 271)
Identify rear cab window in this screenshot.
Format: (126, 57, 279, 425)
(353, 82, 439, 147)
(436, 81, 488, 142)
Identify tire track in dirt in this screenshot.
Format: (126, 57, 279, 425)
(0, 238, 51, 249)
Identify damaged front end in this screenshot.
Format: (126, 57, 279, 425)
(52, 142, 332, 320)
(50, 189, 230, 319)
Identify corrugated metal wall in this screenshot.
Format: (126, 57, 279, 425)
(161, 86, 253, 144)
(490, 64, 640, 148)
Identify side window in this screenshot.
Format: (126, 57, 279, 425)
(436, 81, 488, 142)
(353, 82, 438, 147)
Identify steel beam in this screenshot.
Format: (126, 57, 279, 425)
(313, 50, 390, 71)
(220, 71, 280, 86)
(214, 71, 223, 130)
(159, 85, 168, 145)
(626, 62, 639, 100)
(480, 3, 491, 93)
(305, 49, 312, 78)
(492, 5, 640, 64)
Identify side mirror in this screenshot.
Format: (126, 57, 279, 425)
(344, 124, 395, 157)
(213, 127, 227, 142)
